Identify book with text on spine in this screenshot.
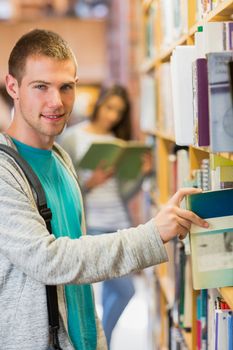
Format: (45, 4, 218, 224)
(207, 52, 233, 152)
(77, 139, 151, 181)
(192, 58, 210, 147)
(186, 188, 233, 289)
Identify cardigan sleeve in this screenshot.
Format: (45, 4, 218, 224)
(0, 153, 168, 286)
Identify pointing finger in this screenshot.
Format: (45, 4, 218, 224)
(177, 207, 209, 228)
(168, 187, 203, 206)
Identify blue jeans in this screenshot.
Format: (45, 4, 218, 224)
(87, 228, 135, 349)
(102, 275, 135, 349)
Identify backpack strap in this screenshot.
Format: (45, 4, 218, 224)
(0, 144, 62, 350)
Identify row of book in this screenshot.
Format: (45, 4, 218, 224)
(144, 1, 230, 60)
(139, 64, 174, 136)
(165, 147, 233, 289)
(143, 0, 188, 59)
(156, 243, 233, 348)
(141, 20, 233, 146)
(155, 244, 233, 348)
(167, 149, 233, 196)
(196, 0, 226, 21)
(158, 147, 233, 347)
(144, 1, 156, 59)
(171, 21, 233, 151)
(196, 290, 233, 350)
(160, 0, 188, 50)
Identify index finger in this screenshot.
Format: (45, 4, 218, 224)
(177, 207, 209, 228)
(168, 187, 202, 206)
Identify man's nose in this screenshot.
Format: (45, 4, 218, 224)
(47, 90, 63, 108)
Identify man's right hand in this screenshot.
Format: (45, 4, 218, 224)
(154, 188, 209, 243)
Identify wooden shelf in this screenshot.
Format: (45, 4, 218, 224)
(140, 1, 233, 348)
(153, 129, 175, 142)
(156, 265, 175, 308)
(140, 57, 157, 72)
(190, 0, 233, 35)
(218, 152, 233, 161)
(219, 286, 233, 309)
(141, 34, 188, 71)
(181, 329, 192, 349)
(206, 0, 233, 21)
(142, 0, 233, 71)
(142, 0, 154, 13)
(190, 146, 233, 161)
(159, 34, 188, 62)
(189, 145, 210, 153)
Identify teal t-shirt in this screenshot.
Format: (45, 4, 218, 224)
(12, 139, 97, 350)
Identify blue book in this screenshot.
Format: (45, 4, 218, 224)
(186, 188, 233, 219)
(201, 290, 208, 350)
(228, 311, 233, 350)
(186, 188, 233, 289)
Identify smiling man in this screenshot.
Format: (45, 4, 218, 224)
(0, 29, 208, 350)
(6, 32, 78, 148)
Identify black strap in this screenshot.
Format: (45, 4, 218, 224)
(0, 144, 62, 349)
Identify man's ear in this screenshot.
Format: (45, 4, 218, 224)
(5, 74, 19, 100)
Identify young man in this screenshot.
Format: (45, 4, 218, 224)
(0, 29, 208, 349)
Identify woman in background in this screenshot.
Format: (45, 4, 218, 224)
(61, 84, 152, 349)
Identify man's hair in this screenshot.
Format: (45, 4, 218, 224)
(8, 29, 77, 84)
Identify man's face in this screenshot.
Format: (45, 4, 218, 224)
(6, 55, 77, 148)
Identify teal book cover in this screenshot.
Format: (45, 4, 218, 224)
(186, 188, 233, 290)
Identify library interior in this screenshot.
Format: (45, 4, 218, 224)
(0, 0, 233, 349)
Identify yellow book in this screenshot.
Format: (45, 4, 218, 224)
(77, 139, 151, 181)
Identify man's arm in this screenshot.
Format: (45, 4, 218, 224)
(0, 159, 207, 286)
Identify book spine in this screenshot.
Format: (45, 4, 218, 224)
(207, 52, 233, 152)
(196, 58, 210, 146)
(228, 312, 233, 350)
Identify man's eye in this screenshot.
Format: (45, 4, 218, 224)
(61, 84, 73, 91)
(35, 84, 46, 90)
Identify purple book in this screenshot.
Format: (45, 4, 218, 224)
(196, 58, 210, 146)
(224, 22, 233, 50)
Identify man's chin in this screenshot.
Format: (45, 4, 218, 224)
(56, 123, 67, 136)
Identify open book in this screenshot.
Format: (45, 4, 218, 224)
(77, 139, 151, 181)
(186, 188, 233, 289)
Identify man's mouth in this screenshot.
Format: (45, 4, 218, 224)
(41, 114, 64, 120)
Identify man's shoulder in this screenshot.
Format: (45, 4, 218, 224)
(0, 133, 14, 147)
(0, 134, 17, 164)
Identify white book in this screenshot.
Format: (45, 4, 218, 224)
(203, 22, 224, 54)
(159, 62, 174, 135)
(170, 45, 196, 145)
(215, 310, 229, 350)
(140, 75, 157, 132)
(176, 149, 189, 189)
(208, 289, 220, 350)
(194, 29, 206, 58)
(194, 22, 233, 58)
(160, 0, 174, 48)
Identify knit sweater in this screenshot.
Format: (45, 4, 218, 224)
(0, 133, 168, 349)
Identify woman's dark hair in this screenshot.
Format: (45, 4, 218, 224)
(90, 84, 132, 140)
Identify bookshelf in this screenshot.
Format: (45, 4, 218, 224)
(140, 0, 233, 348)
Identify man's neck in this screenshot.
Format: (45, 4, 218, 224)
(6, 123, 54, 150)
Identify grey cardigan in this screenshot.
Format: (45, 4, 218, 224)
(0, 133, 168, 349)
